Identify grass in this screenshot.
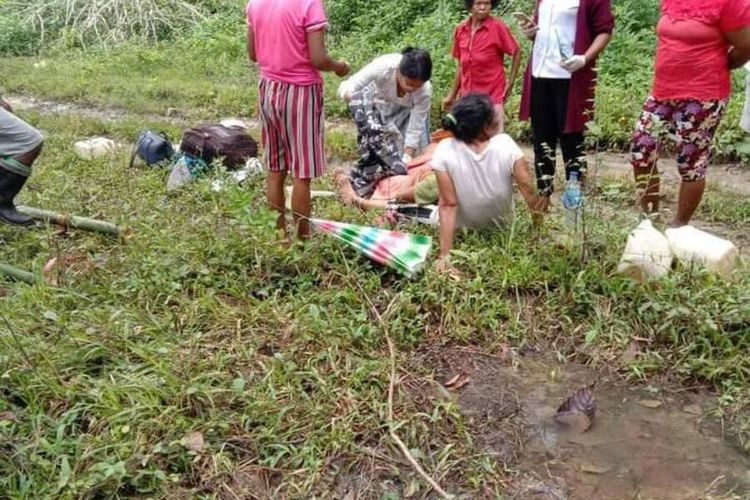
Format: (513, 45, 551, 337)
(0, 106, 749, 497)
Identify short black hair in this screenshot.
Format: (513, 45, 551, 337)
(464, 0, 500, 10)
(441, 93, 494, 143)
(399, 47, 432, 82)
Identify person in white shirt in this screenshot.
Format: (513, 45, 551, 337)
(434, 93, 544, 273)
(516, 0, 614, 205)
(338, 48, 433, 161)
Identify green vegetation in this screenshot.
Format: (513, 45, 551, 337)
(1, 0, 748, 152)
(0, 0, 749, 497)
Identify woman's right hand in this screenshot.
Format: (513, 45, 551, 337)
(335, 60, 351, 77)
(519, 20, 539, 41)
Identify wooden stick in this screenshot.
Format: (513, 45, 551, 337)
(0, 263, 38, 284)
(365, 294, 454, 499)
(17, 206, 120, 235)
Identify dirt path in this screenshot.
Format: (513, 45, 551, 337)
(517, 146, 750, 197)
(10, 94, 750, 196)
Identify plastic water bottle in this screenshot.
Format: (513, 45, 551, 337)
(561, 172, 583, 231)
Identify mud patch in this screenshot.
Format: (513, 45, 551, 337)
(418, 347, 750, 500)
(6, 94, 194, 125)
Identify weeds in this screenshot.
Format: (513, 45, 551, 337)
(3, 0, 748, 152)
(0, 1, 749, 495)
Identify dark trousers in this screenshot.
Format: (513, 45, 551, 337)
(530, 77, 586, 196)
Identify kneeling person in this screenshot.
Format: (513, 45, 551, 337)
(0, 98, 43, 226)
(435, 93, 543, 270)
(338, 48, 433, 160)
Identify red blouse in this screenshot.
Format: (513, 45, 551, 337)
(452, 16, 519, 105)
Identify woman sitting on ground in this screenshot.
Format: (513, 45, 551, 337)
(433, 93, 544, 272)
(338, 47, 433, 160)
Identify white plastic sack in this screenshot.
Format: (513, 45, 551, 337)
(74, 137, 117, 160)
(166, 157, 193, 191)
(665, 225, 739, 280)
(617, 219, 673, 282)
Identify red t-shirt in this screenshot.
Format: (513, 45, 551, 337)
(452, 16, 519, 105)
(653, 0, 750, 101)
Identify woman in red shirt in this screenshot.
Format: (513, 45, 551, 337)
(443, 0, 521, 131)
(631, 0, 750, 226)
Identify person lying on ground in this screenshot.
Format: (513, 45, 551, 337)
(434, 93, 545, 273)
(246, 0, 350, 240)
(630, 0, 750, 227)
(334, 130, 453, 211)
(337, 48, 433, 161)
(0, 97, 44, 226)
(443, 0, 521, 132)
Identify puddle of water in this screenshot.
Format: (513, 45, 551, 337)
(517, 361, 750, 500)
(431, 350, 750, 500)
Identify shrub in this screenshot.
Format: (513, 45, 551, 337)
(3, 0, 206, 49)
(0, 13, 40, 55)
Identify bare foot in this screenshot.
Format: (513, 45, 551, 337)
(332, 167, 349, 185)
(336, 171, 359, 206)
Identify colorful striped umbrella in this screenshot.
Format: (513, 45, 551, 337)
(312, 218, 432, 276)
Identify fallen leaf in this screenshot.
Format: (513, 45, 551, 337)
(639, 399, 663, 409)
(579, 463, 613, 475)
(183, 431, 204, 452)
(683, 404, 702, 416)
(0, 411, 16, 421)
(444, 373, 461, 388)
(554, 412, 592, 434)
(557, 386, 597, 421)
(450, 375, 471, 390)
(43, 258, 58, 275)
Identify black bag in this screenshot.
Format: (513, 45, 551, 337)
(130, 130, 175, 168)
(179, 124, 258, 169)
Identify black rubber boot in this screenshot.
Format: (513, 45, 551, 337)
(0, 169, 35, 227)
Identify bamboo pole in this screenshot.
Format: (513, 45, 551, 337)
(17, 206, 120, 236)
(0, 263, 39, 285)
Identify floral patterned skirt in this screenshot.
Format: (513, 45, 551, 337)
(630, 96, 726, 182)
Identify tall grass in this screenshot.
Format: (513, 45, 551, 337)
(3, 0, 206, 48)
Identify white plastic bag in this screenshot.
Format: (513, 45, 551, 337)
(166, 156, 193, 191)
(617, 219, 673, 282)
(74, 137, 117, 160)
(665, 225, 739, 280)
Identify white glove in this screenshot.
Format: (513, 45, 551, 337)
(401, 153, 413, 164)
(560, 55, 587, 73)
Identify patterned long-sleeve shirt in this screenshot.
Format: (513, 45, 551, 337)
(338, 54, 432, 151)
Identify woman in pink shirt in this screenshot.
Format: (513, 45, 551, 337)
(630, 0, 750, 226)
(247, 0, 349, 239)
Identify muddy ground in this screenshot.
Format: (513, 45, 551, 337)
(422, 347, 750, 500)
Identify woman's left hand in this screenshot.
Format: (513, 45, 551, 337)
(560, 55, 587, 73)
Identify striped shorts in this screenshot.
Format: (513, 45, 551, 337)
(258, 78, 325, 179)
